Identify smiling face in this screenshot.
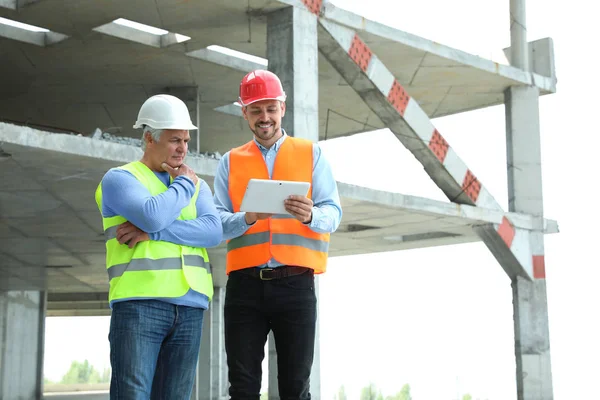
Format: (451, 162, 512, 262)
(144, 129, 190, 171)
(242, 99, 286, 148)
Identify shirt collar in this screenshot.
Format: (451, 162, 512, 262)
(254, 129, 288, 152)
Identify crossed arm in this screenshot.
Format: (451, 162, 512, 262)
(101, 168, 222, 248)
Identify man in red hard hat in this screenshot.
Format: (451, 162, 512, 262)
(213, 69, 343, 399)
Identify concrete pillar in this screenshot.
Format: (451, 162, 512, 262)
(266, 6, 321, 399)
(193, 287, 227, 400)
(195, 86, 201, 154)
(0, 290, 47, 400)
(505, 86, 553, 399)
(506, 87, 543, 215)
(267, 332, 278, 399)
(506, 0, 553, 396)
(267, 6, 319, 143)
(511, 275, 553, 400)
(510, 0, 529, 71)
(311, 278, 321, 399)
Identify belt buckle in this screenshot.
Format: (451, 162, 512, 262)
(259, 268, 274, 281)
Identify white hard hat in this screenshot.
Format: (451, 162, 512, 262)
(133, 94, 197, 130)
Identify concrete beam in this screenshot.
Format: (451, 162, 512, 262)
(315, 18, 541, 279)
(338, 183, 558, 234)
(214, 102, 243, 118)
(186, 46, 268, 73)
(47, 292, 107, 302)
(46, 292, 110, 317)
(0, 18, 68, 47)
(317, 19, 503, 209)
(91, 19, 190, 48)
(0, 122, 219, 177)
(46, 308, 111, 317)
(46, 301, 109, 312)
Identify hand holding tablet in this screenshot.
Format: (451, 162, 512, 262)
(240, 179, 311, 216)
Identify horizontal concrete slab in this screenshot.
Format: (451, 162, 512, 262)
(0, 123, 557, 292)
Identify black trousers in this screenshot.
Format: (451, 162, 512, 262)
(224, 267, 317, 400)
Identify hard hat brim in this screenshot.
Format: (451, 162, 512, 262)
(239, 94, 287, 107)
(133, 120, 198, 130)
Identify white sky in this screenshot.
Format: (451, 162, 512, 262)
(44, 0, 599, 399)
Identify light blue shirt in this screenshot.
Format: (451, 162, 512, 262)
(100, 167, 223, 308)
(213, 132, 342, 268)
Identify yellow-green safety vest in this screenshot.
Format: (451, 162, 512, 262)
(95, 161, 213, 303)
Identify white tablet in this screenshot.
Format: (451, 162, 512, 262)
(240, 179, 311, 215)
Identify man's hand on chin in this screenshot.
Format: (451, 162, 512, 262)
(162, 162, 198, 185)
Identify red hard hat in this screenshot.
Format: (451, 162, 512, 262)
(238, 70, 287, 106)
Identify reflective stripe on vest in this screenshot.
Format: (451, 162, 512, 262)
(228, 233, 329, 253)
(95, 161, 213, 302)
(107, 255, 211, 280)
(227, 218, 329, 253)
(226, 137, 330, 274)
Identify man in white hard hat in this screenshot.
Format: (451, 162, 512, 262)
(95, 94, 222, 399)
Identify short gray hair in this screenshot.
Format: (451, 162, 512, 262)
(141, 126, 163, 151)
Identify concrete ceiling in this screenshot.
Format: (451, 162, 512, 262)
(0, 0, 555, 156)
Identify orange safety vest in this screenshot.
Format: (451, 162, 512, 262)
(227, 137, 330, 274)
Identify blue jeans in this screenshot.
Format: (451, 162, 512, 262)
(109, 300, 204, 400)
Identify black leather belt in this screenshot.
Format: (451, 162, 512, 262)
(237, 266, 311, 281)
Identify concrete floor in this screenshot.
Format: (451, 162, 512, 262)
(44, 392, 108, 400)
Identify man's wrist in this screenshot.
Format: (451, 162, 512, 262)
(303, 212, 313, 225)
(172, 175, 196, 192)
(244, 212, 256, 225)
